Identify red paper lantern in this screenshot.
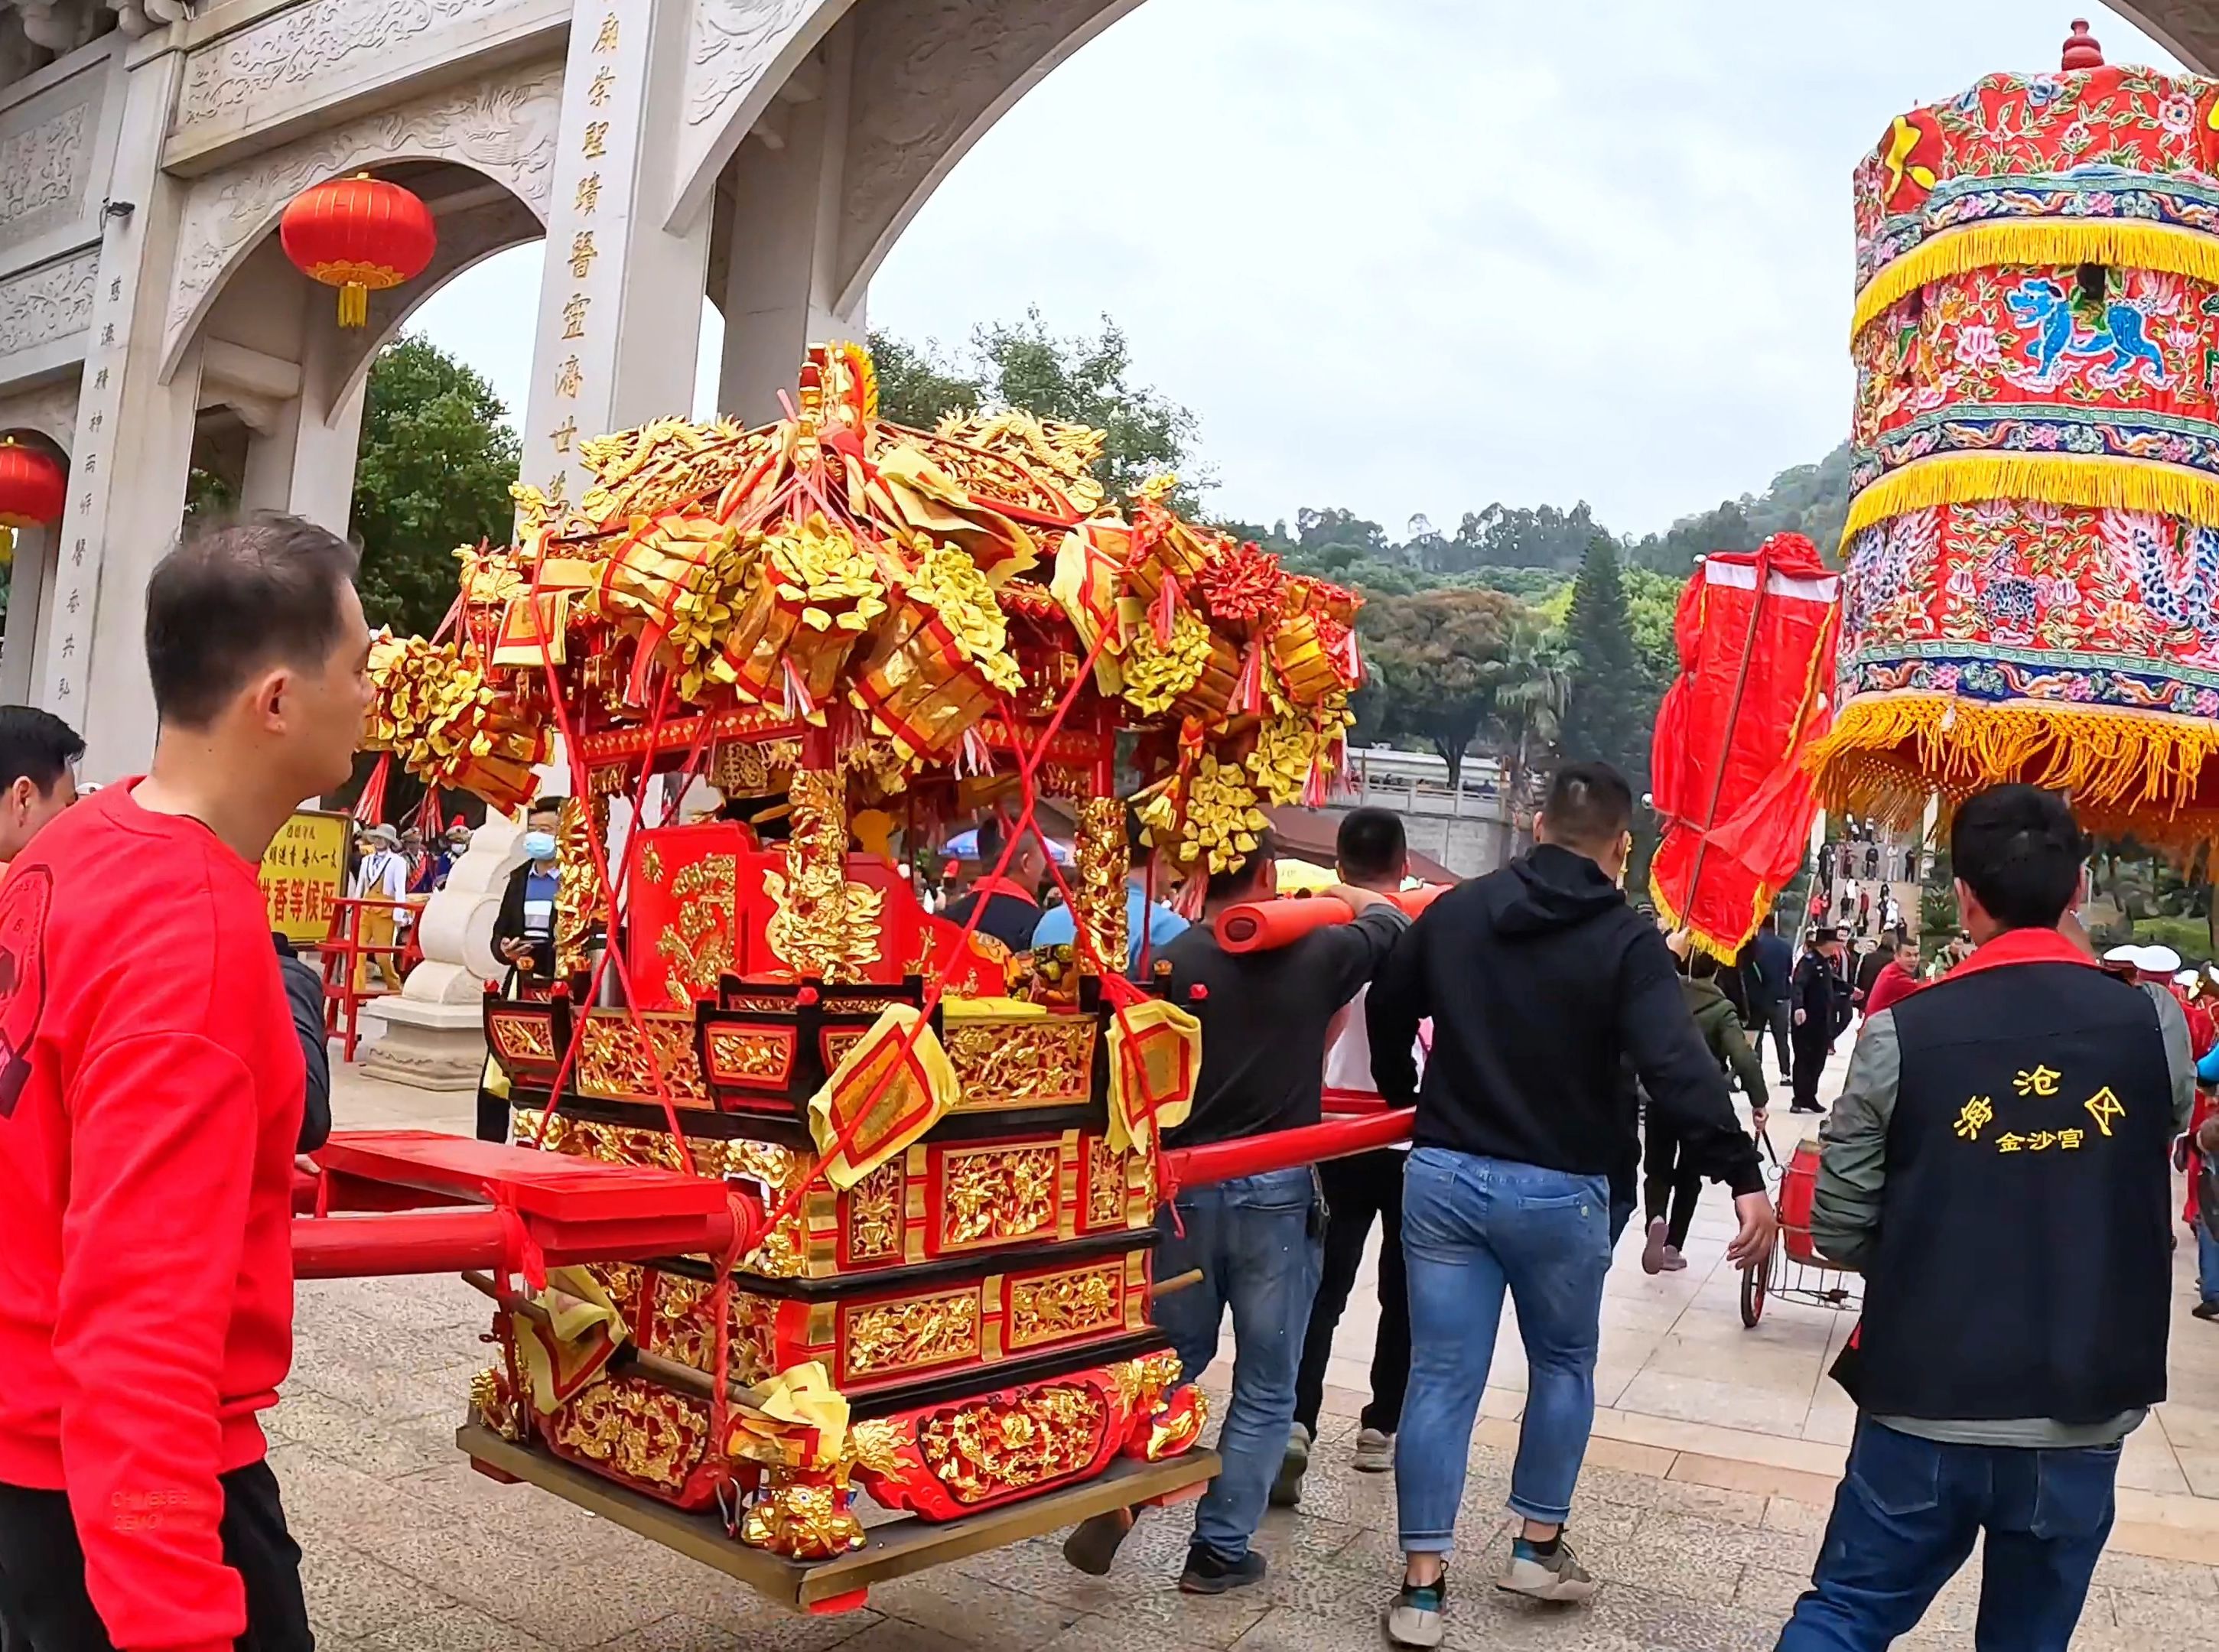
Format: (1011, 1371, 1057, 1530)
(279, 173, 437, 328)
(0, 438, 66, 530)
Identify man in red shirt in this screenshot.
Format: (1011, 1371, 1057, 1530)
(1863, 935, 1925, 1019)
(0, 515, 371, 1650)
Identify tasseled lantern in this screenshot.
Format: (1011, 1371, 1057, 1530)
(279, 174, 437, 327)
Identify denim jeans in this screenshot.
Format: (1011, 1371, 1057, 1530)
(1778, 1416, 2120, 1651)
(2198, 1223, 2219, 1308)
(1395, 1147, 1611, 1552)
(1153, 1166, 1321, 1562)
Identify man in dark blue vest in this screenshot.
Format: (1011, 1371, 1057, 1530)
(1778, 785, 2195, 1651)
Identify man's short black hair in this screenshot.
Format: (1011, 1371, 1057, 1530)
(1687, 949, 1720, 981)
(976, 814, 1006, 861)
(1762, 913, 1778, 932)
(1205, 828, 1277, 903)
(1951, 784, 2088, 932)
(145, 512, 360, 730)
(529, 797, 566, 820)
(0, 706, 82, 794)
(1336, 807, 1406, 885)
(1541, 762, 1634, 853)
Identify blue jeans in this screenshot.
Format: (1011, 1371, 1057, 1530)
(2198, 1223, 2219, 1307)
(1395, 1147, 1611, 1551)
(1778, 1417, 2120, 1650)
(1153, 1166, 1321, 1562)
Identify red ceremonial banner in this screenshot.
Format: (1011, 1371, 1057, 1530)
(1648, 534, 1843, 960)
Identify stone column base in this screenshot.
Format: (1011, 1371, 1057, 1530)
(358, 997, 489, 1092)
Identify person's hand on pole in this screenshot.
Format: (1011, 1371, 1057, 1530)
(1331, 883, 1395, 915)
(1727, 1189, 1778, 1270)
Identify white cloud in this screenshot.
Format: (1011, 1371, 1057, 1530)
(410, 1, 2181, 538)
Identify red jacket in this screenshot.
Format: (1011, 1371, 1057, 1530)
(1863, 959, 1921, 1018)
(0, 782, 304, 1652)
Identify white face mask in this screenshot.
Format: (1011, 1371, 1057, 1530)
(522, 831, 558, 862)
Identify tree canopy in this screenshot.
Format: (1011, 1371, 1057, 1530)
(1558, 535, 1656, 793)
(351, 337, 522, 640)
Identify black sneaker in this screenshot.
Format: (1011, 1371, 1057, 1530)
(1179, 1545, 1267, 1595)
(2195, 1301, 2219, 1323)
(1062, 1507, 1137, 1575)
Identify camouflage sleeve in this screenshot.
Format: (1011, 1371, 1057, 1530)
(1808, 1011, 1901, 1270)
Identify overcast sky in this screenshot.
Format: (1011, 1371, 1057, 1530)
(411, 2, 2180, 540)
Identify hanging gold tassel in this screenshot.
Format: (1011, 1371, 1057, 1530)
(338, 282, 367, 328)
(1807, 693, 2219, 854)
(1851, 217, 2219, 340)
(1842, 453, 2219, 547)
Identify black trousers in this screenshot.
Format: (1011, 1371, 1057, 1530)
(1293, 1148, 1410, 1436)
(1755, 1000, 1794, 1078)
(1791, 1023, 1833, 1111)
(1642, 1116, 1702, 1250)
(0, 1460, 311, 1651)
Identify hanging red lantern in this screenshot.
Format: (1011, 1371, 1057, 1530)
(0, 437, 66, 529)
(279, 173, 437, 328)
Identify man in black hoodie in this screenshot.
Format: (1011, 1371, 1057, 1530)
(1368, 763, 1772, 1649)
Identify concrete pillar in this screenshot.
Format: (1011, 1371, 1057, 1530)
(517, 0, 714, 514)
(237, 319, 369, 536)
(44, 39, 194, 780)
(715, 21, 865, 425)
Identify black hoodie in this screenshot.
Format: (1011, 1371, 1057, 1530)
(1368, 844, 1762, 1197)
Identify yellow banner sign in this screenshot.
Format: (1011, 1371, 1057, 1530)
(261, 810, 350, 945)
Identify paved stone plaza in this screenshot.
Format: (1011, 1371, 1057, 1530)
(284, 1062, 2219, 1650)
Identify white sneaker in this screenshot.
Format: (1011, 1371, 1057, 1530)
(1641, 1217, 1669, 1275)
(1352, 1426, 1394, 1473)
(1384, 1577, 1446, 1647)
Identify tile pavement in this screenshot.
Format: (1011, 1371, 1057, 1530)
(278, 1062, 2219, 1647)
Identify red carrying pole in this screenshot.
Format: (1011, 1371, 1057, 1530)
(1159, 1107, 1414, 1190)
(1213, 886, 1447, 954)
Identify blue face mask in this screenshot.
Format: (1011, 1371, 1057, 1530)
(522, 831, 558, 863)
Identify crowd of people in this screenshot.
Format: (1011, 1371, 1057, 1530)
(0, 512, 2205, 1652)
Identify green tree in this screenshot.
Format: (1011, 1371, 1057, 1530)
(1356, 587, 1524, 787)
(867, 312, 1202, 509)
(868, 331, 983, 429)
(351, 337, 521, 639)
(1491, 612, 1576, 834)
(1559, 534, 1655, 792)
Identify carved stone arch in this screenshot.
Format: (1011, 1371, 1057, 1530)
(0, 380, 81, 454)
(829, 0, 1144, 315)
(158, 59, 565, 384)
(667, 0, 860, 235)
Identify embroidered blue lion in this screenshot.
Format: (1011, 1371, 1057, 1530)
(2006, 277, 2167, 386)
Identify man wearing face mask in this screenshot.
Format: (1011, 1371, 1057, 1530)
(492, 800, 564, 981)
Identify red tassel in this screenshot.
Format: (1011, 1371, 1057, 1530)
(1302, 760, 1330, 809)
(782, 656, 816, 722)
(626, 628, 662, 707)
(1233, 639, 1265, 717)
(353, 751, 392, 824)
(1151, 573, 1179, 648)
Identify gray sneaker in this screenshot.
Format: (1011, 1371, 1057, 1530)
(1352, 1426, 1394, 1473)
(1497, 1533, 1598, 1602)
(1384, 1576, 1446, 1647)
(1270, 1422, 1310, 1508)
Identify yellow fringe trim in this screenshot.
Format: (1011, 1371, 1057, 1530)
(1648, 864, 1779, 966)
(1807, 693, 2219, 854)
(1842, 453, 2219, 546)
(1851, 218, 2219, 342)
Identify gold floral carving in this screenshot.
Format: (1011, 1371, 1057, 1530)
(1072, 795, 1130, 976)
(1085, 1137, 1126, 1229)
(945, 1020, 1097, 1109)
(940, 1144, 1060, 1249)
(575, 417, 772, 525)
(546, 1377, 710, 1491)
(1007, 1261, 1124, 1351)
(656, 854, 738, 999)
(470, 1366, 523, 1442)
(847, 1159, 904, 1262)
(738, 1470, 865, 1558)
(489, 1013, 555, 1063)
(588, 1263, 779, 1384)
(711, 737, 802, 796)
(575, 1013, 706, 1104)
(822, 1028, 867, 1069)
(848, 1416, 906, 1477)
(554, 795, 602, 978)
(845, 1289, 979, 1378)
(705, 1026, 791, 1081)
(917, 1384, 1107, 1504)
(764, 769, 885, 982)
(1105, 1348, 1185, 1412)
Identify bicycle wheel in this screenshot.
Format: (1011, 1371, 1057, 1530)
(1739, 1255, 1768, 1328)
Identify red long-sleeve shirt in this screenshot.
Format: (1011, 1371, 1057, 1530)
(0, 782, 304, 1652)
